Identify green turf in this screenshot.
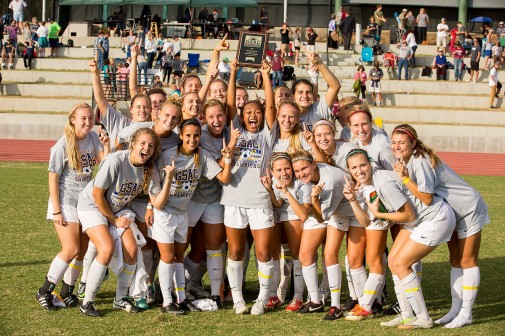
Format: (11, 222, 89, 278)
(1, 162, 504, 335)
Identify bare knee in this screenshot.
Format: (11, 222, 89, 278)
(460, 256, 478, 269)
(97, 242, 114, 264)
(347, 252, 364, 269)
(205, 237, 223, 251)
(60, 245, 80, 262)
(298, 249, 314, 266)
(227, 245, 245, 261)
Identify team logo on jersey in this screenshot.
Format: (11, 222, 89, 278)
(170, 168, 200, 198)
(74, 151, 97, 182)
(234, 137, 262, 168)
(111, 179, 143, 209)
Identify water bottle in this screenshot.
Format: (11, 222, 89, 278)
(362, 185, 388, 213)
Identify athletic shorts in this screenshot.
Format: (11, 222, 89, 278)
(13, 13, 24, 22)
(38, 37, 49, 48)
(470, 61, 479, 71)
(405, 202, 456, 246)
(187, 200, 224, 227)
(484, 49, 492, 57)
(366, 218, 392, 231)
(455, 213, 490, 239)
(224, 206, 274, 230)
(150, 209, 188, 244)
(369, 81, 381, 93)
(303, 214, 354, 231)
(77, 208, 108, 232)
(274, 211, 300, 223)
(130, 199, 149, 222)
(49, 38, 58, 48)
(47, 200, 79, 223)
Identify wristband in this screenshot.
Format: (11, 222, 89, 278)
(403, 177, 411, 184)
(147, 203, 153, 210)
(53, 211, 62, 215)
(224, 158, 231, 164)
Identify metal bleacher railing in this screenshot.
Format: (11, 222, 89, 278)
(91, 72, 155, 108)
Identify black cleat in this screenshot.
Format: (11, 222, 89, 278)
(80, 301, 100, 317)
(161, 302, 186, 315)
(382, 301, 401, 316)
(372, 299, 384, 315)
(344, 297, 359, 312)
(323, 306, 344, 320)
(36, 290, 57, 311)
(61, 293, 79, 308)
(210, 295, 224, 310)
(178, 299, 202, 312)
(298, 301, 324, 314)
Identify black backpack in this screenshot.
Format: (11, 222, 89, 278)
(421, 66, 431, 77)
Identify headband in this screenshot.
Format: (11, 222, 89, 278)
(345, 148, 369, 161)
(270, 153, 292, 169)
(312, 119, 336, 133)
(394, 127, 415, 141)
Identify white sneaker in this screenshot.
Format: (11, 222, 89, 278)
(398, 316, 434, 329)
(1, 63, 5, 68)
(233, 301, 249, 315)
(380, 315, 413, 327)
(435, 312, 458, 325)
(250, 299, 267, 316)
(113, 297, 141, 313)
(444, 315, 472, 328)
(9, 64, 13, 69)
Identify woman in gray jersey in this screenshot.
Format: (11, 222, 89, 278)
(338, 96, 387, 141)
(290, 150, 348, 320)
(36, 103, 108, 311)
(343, 149, 413, 321)
(380, 126, 457, 329)
(76, 127, 160, 317)
(261, 153, 312, 312)
(391, 125, 489, 329)
(149, 118, 232, 314)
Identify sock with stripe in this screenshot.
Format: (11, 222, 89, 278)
(392, 274, 414, 319)
(401, 271, 429, 320)
(227, 258, 244, 303)
(445, 266, 479, 328)
(63, 258, 83, 288)
(278, 244, 292, 301)
(174, 262, 186, 303)
(115, 263, 136, 302)
(83, 259, 107, 305)
(302, 263, 321, 304)
(345, 255, 358, 300)
(269, 259, 280, 298)
(80, 242, 97, 284)
(292, 259, 305, 300)
(360, 273, 385, 311)
(412, 261, 423, 281)
(326, 264, 342, 308)
(206, 249, 223, 297)
(158, 260, 174, 306)
(436, 267, 463, 324)
(46, 256, 69, 289)
(350, 266, 367, 302)
(257, 259, 273, 302)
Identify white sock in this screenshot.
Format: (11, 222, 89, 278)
(345, 255, 357, 300)
(83, 259, 107, 305)
(116, 263, 136, 302)
(412, 261, 423, 281)
(184, 255, 200, 285)
(302, 263, 321, 304)
(174, 262, 186, 303)
(327, 264, 342, 308)
(269, 259, 280, 298)
(141, 249, 153, 281)
(350, 266, 367, 301)
(460, 266, 480, 319)
(206, 249, 223, 296)
(292, 259, 305, 300)
(158, 260, 174, 306)
(46, 256, 69, 285)
(402, 272, 429, 320)
(278, 244, 293, 301)
(80, 242, 97, 283)
(377, 252, 387, 304)
(227, 258, 244, 303)
(393, 274, 414, 318)
(320, 247, 329, 292)
(436, 267, 463, 324)
(360, 273, 385, 311)
(257, 259, 273, 301)
(63, 258, 83, 287)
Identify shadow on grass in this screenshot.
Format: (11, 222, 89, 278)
(0, 259, 52, 268)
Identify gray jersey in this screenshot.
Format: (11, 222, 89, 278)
(340, 124, 388, 141)
(48, 132, 103, 206)
(78, 150, 145, 213)
(100, 104, 132, 151)
(221, 119, 275, 209)
(150, 147, 222, 214)
(273, 129, 311, 154)
(191, 124, 229, 204)
(116, 121, 179, 152)
(331, 141, 358, 172)
(299, 99, 332, 132)
(272, 178, 312, 219)
(313, 163, 346, 220)
(433, 161, 489, 228)
(351, 129, 396, 170)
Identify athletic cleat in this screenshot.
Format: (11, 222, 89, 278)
(444, 315, 473, 328)
(398, 316, 434, 329)
(77, 282, 86, 299)
(146, 284, 155, 305)
(134, 297, 149, 310)
(161, 302, 186, 315)
(153, 278, 163, 305)
(265, 296, 282, 310)
(210, 295, 224, 310)
(371, 299, 384, 315)
(113, 297, 141, 313)
(383, 302, 401, 315)
(188, 284, 210, 299)
(80, 301, 100, 317)
(36, 290, 57, 311)
(319, 289, 330, 302)
(298, 301, 324, 314)
(178, 299, 202, 312)
(251, 299, 268, 316)
(345, 304, 373, 321)
(380, 315, 413, 327)
(344, 297, 359, 312)
(286, 298, 304, 312)
(185, 291, 196, 301)
(61, 293, 79, 308)
(233, 301, 249, 315)
(435, 312, 458, 325)
(323, 306, 344, 320)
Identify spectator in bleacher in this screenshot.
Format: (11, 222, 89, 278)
(198, 7, 209, 22)
(341, 13, 356, 50)
(306, 27, 318, 52)
(281, 23, 293, 60)
(456, 22, 466, 46)
(271, 52, 283, 89)
(366, 16, 378, 37)
(117, 5, 126, 32)
(172, 35, 182, 57)
(492, 41, 503, 65)
(489, 62, 501, 108)
(102, 32, 110, 63)
(116, 62, 128, 95)
(398, 8, 407, 31)
(137, 25, 145, 56)
(405, 11, 415, 33)
(259, 7, 269, 26)
(373, 4, 386, 39)
(396, 39, 412, 80)
(434, 48, 447, 80)
(36, 21, 48, 58)
(22, 21, 31, 45)
(137, 52, 148, 85)
(1, 38, 15, 69)
(468, 38, 481, 82)
(23, 37, 35, 69)
(218, 57, 231, 82)
(293, 27, 301, 65)
(145, 31, 157, 69)
(369, 61, 384, 106)
(124, 29, 136, 57)
(406, 30, 418, 67)
(5, 20, 19, 56)
(354, 65, 367, 100)
(161, 48, 173, 84)
(47, 18, 61, 58)
(9, 0, 27, 31)
(30, 17, 39, 42)
(103, 58, 112, 96)
(436, 18, 449, 55)
(463, 32, 473, 54)
(483, 28, 494, 70)
(453, 41, 465, 81)
(328, 14, 338, 50)
(416, 8, 429, 43)
(497, 22, 505, 39)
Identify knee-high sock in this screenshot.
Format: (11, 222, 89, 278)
(174, 262, 186, 303)
(46, 256, 69, 287)
(158, 260, 174, 306)
(350, 266, 367, 301)
(278, 244, 293, 301)
(402, 272, 429, 320)
(377, 252, 388, 304)
(360, 273, 385, 311)
(63, 259, 83, 288)
(320, 247, 329, 292)
(80, 242, 97, 283)
(83, 259, 107, 305)
(257, 259, 273, 301)
(302, 263, 321, 304)
(227, 258, 244, 303)
(459, 266, 480, 319)
(191, 260, 207, 286)
(269, 259, 280, 298)
(448, 267, 464, 314)
(184, 254, 200, 285)
(116, 263, 136, 301)
(392, 274, 414, 319)
(141, 249, 153, 282)
(412, 261, 423, 282)
(345, 255, 357, 300)
(327, 264, 342, 308)
(206, 249, 223, 297)
(292, 259, 305, 301)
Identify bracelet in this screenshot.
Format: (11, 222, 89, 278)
(348, 197, 357, 202)
(146, 203, 153, 210)
(53, 211, 62, 215)
(403, 177, 411, 184)
(224, 158, 231, 164)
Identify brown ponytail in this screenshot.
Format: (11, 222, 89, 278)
(392, 124, 441, 168)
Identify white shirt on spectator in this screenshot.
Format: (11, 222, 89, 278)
(437, 23, 449, 37)
(9, 0, 27, 14)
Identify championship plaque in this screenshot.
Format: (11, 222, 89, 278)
(236, 32, 268, 68)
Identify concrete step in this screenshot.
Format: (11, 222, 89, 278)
(0, 97, 91, 113)
(0, 113, 67, 140)
(0, 70, 92, 84)
(0, 83, 92, 97)
(373, 92, 503, 110)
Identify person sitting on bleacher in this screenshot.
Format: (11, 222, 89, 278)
(433, 49, 447, 80)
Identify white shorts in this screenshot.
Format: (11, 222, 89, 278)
(224, 206, 274, 230)
(436, 36, 447, 48)
(130, 199, 149, 223)
(150, 208, 188, 244)
(303, 215, 351, 231)
(456, 213, 490, 239)
(369, 81, 381, 93)
(366, 218, 392, 231)
(77, 208, 108, 232)
(47, 200, 80, 223)
(187, 200, 224, 227)
(274, 211, 300, 223)
(406, 202, 456, 246)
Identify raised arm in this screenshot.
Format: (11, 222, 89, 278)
(261, 61, 275, 129)
(89, 59, 109, 119)
(226, 59, 238, 123)
(306, 48, 340, 107)
(129, 44, 140, 98)
(199, 35, 230, 101)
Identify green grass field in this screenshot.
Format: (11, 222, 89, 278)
(1, 162, 504, 336)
